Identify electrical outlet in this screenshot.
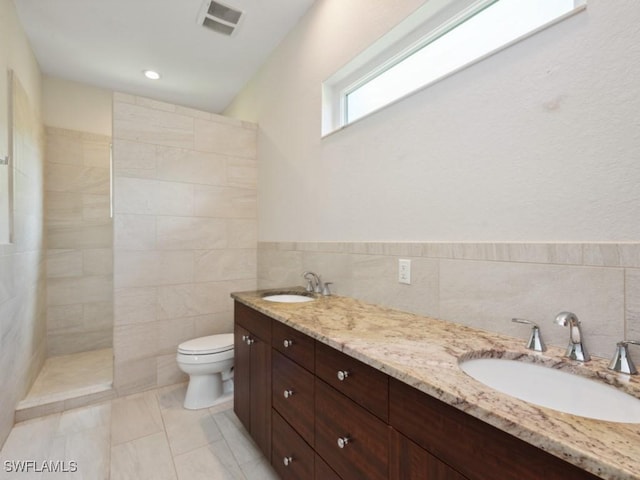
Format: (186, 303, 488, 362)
(398, 259, 411, 285)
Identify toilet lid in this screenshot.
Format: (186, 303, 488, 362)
(178, 333, 234, 355)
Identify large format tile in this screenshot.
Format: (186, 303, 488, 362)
(110, 431, 177, 480)
(173, 441, 245, 480)
(110, 390, 164, 445)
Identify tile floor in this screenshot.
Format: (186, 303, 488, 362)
(1, 383, 279, 480)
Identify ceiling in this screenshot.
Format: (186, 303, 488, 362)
(13, 0, 316, 113)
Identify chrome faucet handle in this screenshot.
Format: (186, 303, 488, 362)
(554, 311, 590, 362)
(302, 271, 321, 293)
(608, 340, 640, 375)
(511, 318, 546, 352)
(322, 282, 333, 296)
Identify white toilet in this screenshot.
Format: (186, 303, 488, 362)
(176, 333, 234, 410)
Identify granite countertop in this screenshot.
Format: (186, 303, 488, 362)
(232, 288, 640, 480)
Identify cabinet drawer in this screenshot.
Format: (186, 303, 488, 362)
(315, 378, 389, 480)
(235, 302, 271, 342)
(272, 410, 314, 480)
(315, 453, 341, 480)
(389, 379, 600, 480)
(272, 350, 315, 445)
(315, 341, 388, 421)
(272, 320, 315, 371)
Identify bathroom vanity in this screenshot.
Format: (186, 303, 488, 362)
(232, 290, 640, 480)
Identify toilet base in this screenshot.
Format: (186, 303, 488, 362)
(183, 374, 233, 410)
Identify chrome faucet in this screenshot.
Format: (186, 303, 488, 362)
(511, 318, 546, 352)
(554, 311, 590, 362)
(608, 340, 640, 375)
(302, 271, 332, 296)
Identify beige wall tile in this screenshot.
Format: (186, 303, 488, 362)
(194, 185, 256, 218)
(439, 260, 624, 358)
(114, 323, 158, 362)
(194, 249, 257, 282)
(45, 192, 83, 226)
(114, 358, 158, 397)
(48, 329, 113, 356)
(157, 317, 196, 355)
(193, 311, 234, 337)
(156, 216, 227, 250)
(47, 275, 113, 306)
(46, 163, 110, 194)
(157, 354, 187, 387)
(114, 251, 193, 288)
(113, 101, 194, 149)
(82, 140, 111, 168)
(114, 177, 193, 216)
(112, 140, 157, 179)
(47, 249, 83, 278)
(625, 269, 640, 367)
(114, 214, 156, 251)
(47, 303, 84, 332)
(114, 287, 158, 326)
(82, 194, 111, 221)
(228, 219, 257, 249)
(156, 282, 229, 320)
(227, 157, 257, 188)
(83, 249, 114, 275)
(156, 147, 226, 186)
(257, 248, 304, 290)
(47, 223, 112, 249)
(46, 128, 83, 166)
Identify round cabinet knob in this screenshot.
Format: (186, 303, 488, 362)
(337, 370, 349, 381)
(283, 339, 293, 348)
(283, 456, 293, 466)
(241, 335, 248, 342)
(283, 389, 294, 399)
(337, 436, 350, 449)
(245, 337, 254, 345)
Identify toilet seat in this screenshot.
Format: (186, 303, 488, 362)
(178, 333, 234, 355)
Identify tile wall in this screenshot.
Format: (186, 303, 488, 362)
(44, 127, 113, 355)
(0, 74, 46, 447)
(258, 241, 640, 364)
(112, 93, 258, 396)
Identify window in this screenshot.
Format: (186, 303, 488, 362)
(322, 0, 586, 136)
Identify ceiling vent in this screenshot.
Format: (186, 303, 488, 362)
(198, 0, 243, 36)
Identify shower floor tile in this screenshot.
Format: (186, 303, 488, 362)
(16, 348, 114, 419)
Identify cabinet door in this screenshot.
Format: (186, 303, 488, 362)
(390, 429, 467, 480)
(250, 333, 272, 457)
(234, 323, 251, 432)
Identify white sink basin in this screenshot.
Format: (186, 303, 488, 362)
(262, 294, 314, 303)
(459, 358, 640, 423)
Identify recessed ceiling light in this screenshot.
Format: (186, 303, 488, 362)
(143, 70, 161, 80)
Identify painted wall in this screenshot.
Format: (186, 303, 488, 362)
(44, 126, 113, 356)
(112, 93, 258, 395)
(225, 0, 640, 367)
(0, 0, 45, 448)
(42, 76, 112, 136)
(225, 0, 640, 242)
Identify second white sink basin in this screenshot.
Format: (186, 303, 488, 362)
(460, 358, 640, 423)
(262, 294, 314, 303)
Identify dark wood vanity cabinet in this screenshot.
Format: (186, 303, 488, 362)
(233, 302, 272, 458)
(389, 378, 601, 480)
(234, 302, 602, 480)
